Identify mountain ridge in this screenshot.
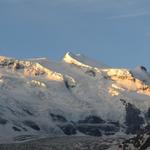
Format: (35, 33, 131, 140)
(0, 52, 149, 146)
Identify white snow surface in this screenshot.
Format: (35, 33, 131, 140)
(0, 52, 149, 143)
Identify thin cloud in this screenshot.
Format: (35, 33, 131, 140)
(1, 0, 150, 19)
(109, 11, 150, 19)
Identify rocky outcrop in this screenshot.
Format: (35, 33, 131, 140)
(85, 68, 96, 77)
(55, 115, 120, 137)
(23, 120, 40, 131)
(58, 123, 77, 135)
(120, 99, 145, 134)
(105, 69, 150, 96)
(125, 103, 144, 134)
(64, 75, 76, 89)
(119, 126, 150, 150)
(147, 108, 150, 118)
(139, 66, 147, 72)
(50, 113, 67, 123)
(0, 117, 8, 125)
(0, 56, 64, 81)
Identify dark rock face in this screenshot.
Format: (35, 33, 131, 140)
(56, 115, 120, 136)
(50, 113, 67, 123)
(64, 77, 76, 90)
(98, 124, 119, 135)
(125, 103, 144, 134)
(78, 116, 105, 124)
(23, 109, 33, 116)
(120, 125, 150, 150)
(0, 117, 7, 125)
(108, 121, 120, 127)
(23, 120, 40, 131)
(77, 116, 120, 136)
(12, 122, 28, 132)
(85, 69, 96, 77)
(64, 80, 71, 89)
(59, 124, 77, 135)
(59, 123, 119, 137)
(140, 66, 147, 72)
(120, 99, 145, 134)
(77, 125, 102, 136)
(12, 126, 21, 132)
(147, 108, 150, 118)
(139, 137, 150, 150)
(0, 59, 14, 67)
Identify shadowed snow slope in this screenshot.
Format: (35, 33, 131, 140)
(0, 52, 149, 144)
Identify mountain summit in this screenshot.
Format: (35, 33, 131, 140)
(0, 52, 149, 145)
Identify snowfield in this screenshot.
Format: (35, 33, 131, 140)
(0, 52, 149, 149)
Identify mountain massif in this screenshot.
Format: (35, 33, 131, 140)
(0, 52, 149, 150)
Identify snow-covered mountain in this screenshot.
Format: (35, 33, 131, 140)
(0, 52, 150, 145)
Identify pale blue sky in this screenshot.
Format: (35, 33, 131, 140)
(0, 0, 150, 69)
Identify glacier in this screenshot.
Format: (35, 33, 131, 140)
(0, 52, 149, 149)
